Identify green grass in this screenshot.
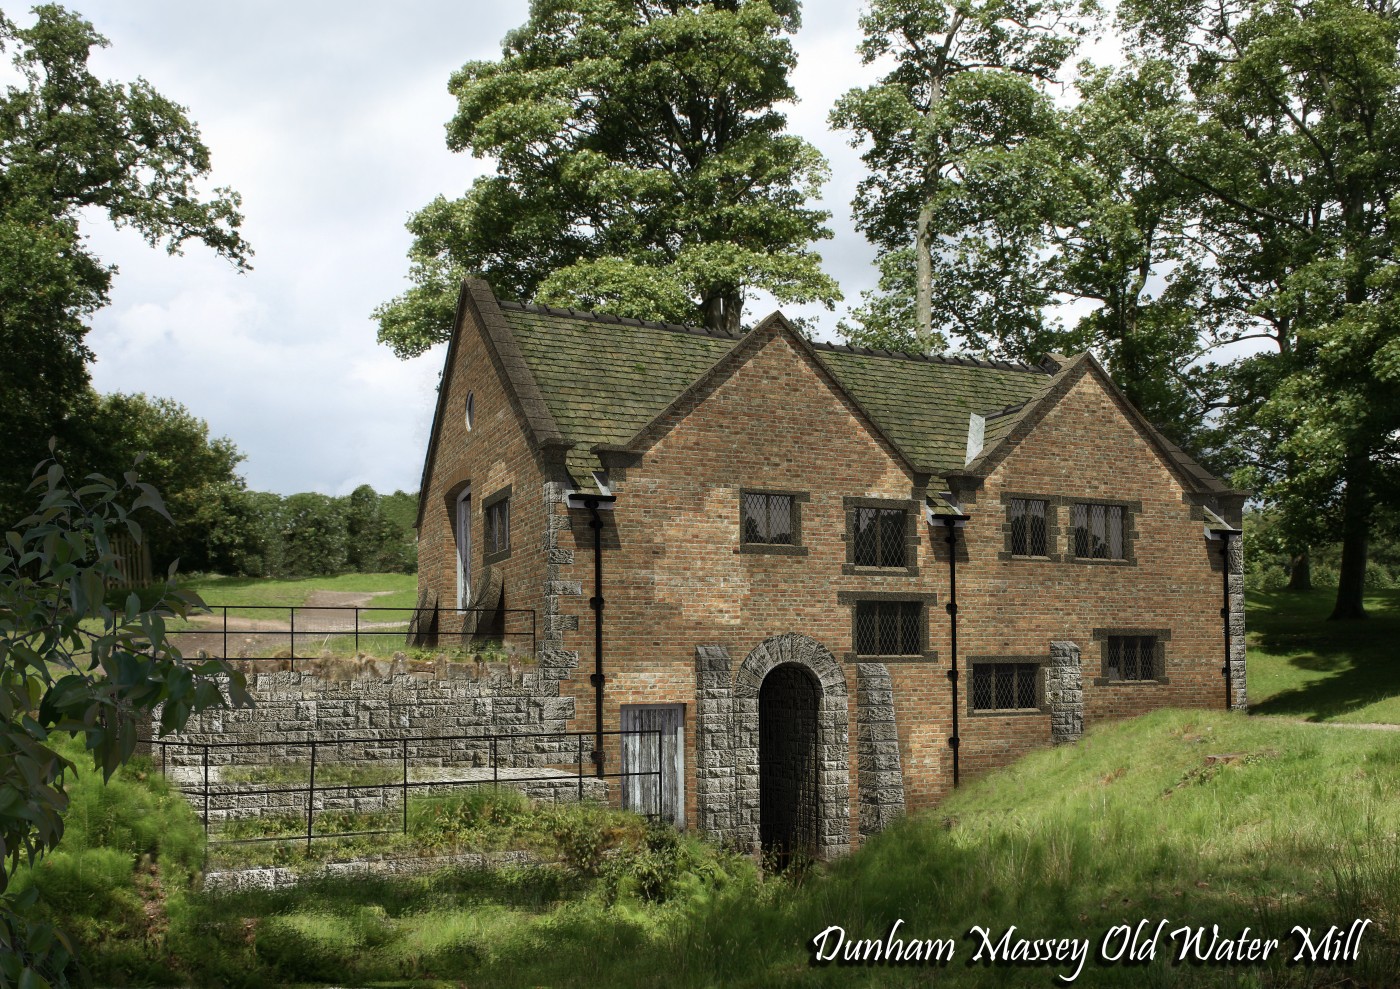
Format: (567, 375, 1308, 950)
(180, 572, 420, 616)
(21, 586, 1400, 987)
(1246, 587, 1400, 723)
(26, 710, 1400, 988)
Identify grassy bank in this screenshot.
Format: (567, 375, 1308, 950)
(1246, 587, 1400, 723)
(20, 710, 1400, 987)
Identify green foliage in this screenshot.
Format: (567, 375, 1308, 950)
(0, 5, 250, 526)
(278, 493, 349, 578)
(376, 0, 839, 351)
(1247, 587, 1400, 723)
(830, 0, 1090, 354)
(0, 452, 248, 986)
(1114, 0, 1400, 617)
(73, 392, 247, 573)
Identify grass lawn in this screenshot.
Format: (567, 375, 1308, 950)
(1246, 587, 1400, 724)
(181, 572, 420, 613)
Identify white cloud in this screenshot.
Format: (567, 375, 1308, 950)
(65, 2, 972, 494)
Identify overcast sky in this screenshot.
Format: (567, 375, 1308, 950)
(57, 2, 1010, 496)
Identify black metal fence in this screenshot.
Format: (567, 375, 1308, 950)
(152, 728, 663, 854)
(176, 605, 536, 666)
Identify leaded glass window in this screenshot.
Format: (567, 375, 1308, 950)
(1107, 636, 1158, 681)
(741, 492, 794, 545)
(1010, 498, 1048, 556)
(855, 601, 921, 656)
(971, 663, 1039, 711)
(1072, 502, 1124, 559)
(853, 507, 907, 567)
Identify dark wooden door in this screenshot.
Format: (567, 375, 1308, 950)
(621, 704, 685, 827)
(759, 663, 820, 866)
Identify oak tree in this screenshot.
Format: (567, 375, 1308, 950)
(375, 0, 839, 354)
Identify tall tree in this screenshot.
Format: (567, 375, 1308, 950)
(0, 5, 250, 524)
(1118, 0, 1400, 619)
(830, 0, 1089, 353)
(375, 0, 839, 354)
(75, 392, 247, 571)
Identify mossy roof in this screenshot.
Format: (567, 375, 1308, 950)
(500, 300, 1051, 482)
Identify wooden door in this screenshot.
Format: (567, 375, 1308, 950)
(621, 704, 685, 827)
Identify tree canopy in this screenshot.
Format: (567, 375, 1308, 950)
(830, 0, 1089, 354)
(375, 0, 840, 353)
(0, 4, 250, 525)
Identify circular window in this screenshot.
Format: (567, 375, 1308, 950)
(465, 392, 475, 432)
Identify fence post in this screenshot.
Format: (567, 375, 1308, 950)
(355, 607, 360, 657)
(492, 736, 498, 792)
(307, 740, 317, 853)
(577, 734, 583, 802)
(656, 729, 663, 821)
(202, 745, 210, 836)
(222, 606, 228, 661)
(290, 607, 296, 669)
(401, 737, 408, 836)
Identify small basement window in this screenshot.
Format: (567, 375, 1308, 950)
(971, 663, 1039, 711)
(1106, 635, 1159, 682)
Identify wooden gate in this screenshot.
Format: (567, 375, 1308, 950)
(621, 704, 685, 827)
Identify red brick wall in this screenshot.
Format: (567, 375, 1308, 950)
(418, 304, 549, 657)
(950, 368, 1227, 784)
(553, 330, 926, 832)
(423, 315, 1230, 842)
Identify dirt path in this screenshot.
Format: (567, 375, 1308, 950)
(172, 589, 402, 659)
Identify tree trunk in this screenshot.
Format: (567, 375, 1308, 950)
(1329, 455, 1371, 620)
(916, 201, 933, 345)
(1286, 549, 1312, 591)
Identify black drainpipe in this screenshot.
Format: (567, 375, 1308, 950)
(1220, 532, 1234, 711)
(942, 516, 962, 788)
(584, 496, 606, 777)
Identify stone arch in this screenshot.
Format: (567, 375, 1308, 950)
(734, 633, 850, 859)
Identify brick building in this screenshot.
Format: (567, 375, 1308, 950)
(415, 279, 1248, 860)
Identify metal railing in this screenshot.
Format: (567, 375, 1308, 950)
(178, 605, 536, 667)
(152, 728, 663, 856)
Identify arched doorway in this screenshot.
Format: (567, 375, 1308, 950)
(759, 662, 821, 866)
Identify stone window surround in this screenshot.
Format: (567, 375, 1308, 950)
(482, 484, 513, 566)
(1066, 497, 1142, 566)
(736, 488, 810, 557)
(842, 496, 920, 576)
(965, 655, 1049, 717)
(998, 492, 1063, 562)
(836, 590, 938, 664)
(1091, 627, 1171, 685)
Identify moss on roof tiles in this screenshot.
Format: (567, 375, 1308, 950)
(814, 348, 1049, 472)
(505, 307, 736, 478)
(503, 303, 1051, 479)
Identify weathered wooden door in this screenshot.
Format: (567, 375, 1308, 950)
(621, 704, 685, 827)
